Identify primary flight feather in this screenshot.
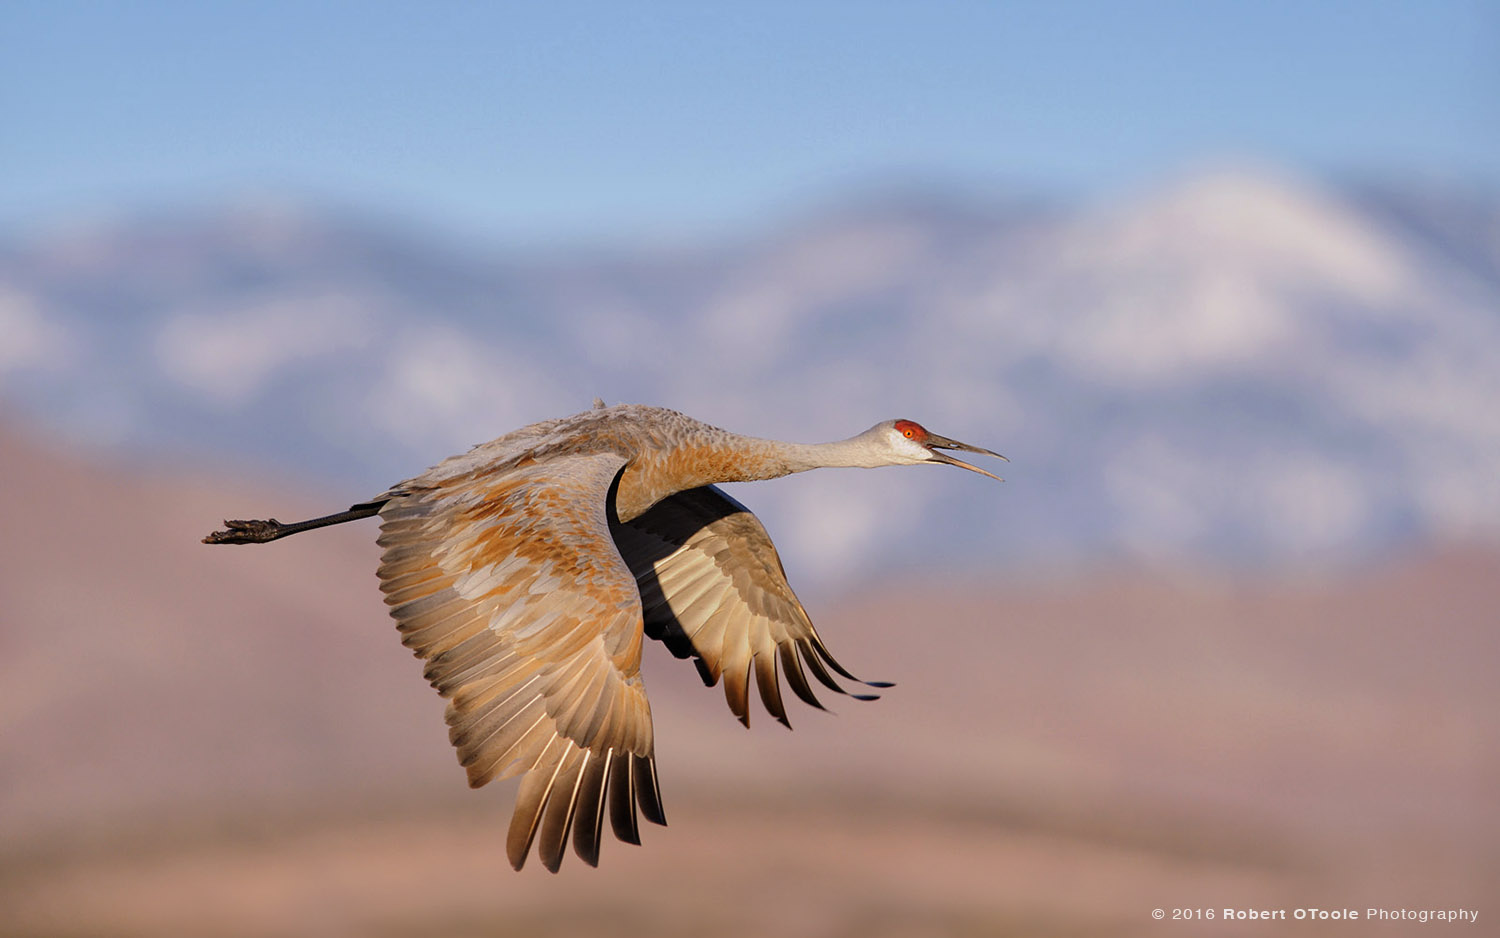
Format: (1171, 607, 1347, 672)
(203, 403, 1005, 871)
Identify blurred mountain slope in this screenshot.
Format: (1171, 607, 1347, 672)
(2, 169, 1499, 579)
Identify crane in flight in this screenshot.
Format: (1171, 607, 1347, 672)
(203, 403, 1005, 872)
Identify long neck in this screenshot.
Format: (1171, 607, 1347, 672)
(771, 437, 890, 473)
(613, 430, 878, 521)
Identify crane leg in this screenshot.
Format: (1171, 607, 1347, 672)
(202, 500, 387, 544)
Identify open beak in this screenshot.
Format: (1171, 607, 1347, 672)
(925, 433, 1008, 481)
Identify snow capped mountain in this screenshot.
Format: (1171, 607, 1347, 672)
(2, 169, 1497, 578)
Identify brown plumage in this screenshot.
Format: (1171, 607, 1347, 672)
(203, 403, 1004, 871)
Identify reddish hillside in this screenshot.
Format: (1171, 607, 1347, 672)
(1, 424, 1493, 935)
(0, 422, 454, 841)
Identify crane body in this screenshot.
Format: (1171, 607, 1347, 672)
(204, 403, 1004, 871)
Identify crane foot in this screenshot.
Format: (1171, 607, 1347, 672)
(202, 518, 284, 544)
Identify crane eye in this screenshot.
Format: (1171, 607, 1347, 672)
(894, 419, 924, 441)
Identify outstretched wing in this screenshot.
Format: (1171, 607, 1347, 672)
(611, 485, 888, 729)
(376, 452, 664, 872)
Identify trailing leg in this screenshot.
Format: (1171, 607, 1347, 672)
(202, 500, 387, 544)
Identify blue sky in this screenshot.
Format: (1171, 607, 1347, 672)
(3, 1, 1495, 241)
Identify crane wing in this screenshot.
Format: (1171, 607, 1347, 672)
(375, 452, 664, 872)
(612, 485, 888, 729)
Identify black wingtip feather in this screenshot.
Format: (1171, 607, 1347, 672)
(537, 750, 589, 874)
(779, 645, 827, 712)
(570, 750, 610, 869)
(693, 657, 716, 687)
(608, 755, 640, 845)
(634, 755, 667, 826)
(798, 641, 851, 696)
(753, 651, 790, 729)
(810, 638, 864, 682)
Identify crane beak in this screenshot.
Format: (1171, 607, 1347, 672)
(925, 434, 1008, 481)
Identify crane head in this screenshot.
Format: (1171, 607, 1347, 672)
(882, 419, 1008, 480)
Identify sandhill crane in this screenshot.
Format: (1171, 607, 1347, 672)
(203, 403, 1004, 872)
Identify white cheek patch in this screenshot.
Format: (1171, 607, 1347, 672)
(889, 430, 930, 463)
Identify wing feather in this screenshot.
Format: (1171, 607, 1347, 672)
(571, 748, 612, 867)
(611, 485, 885, 730)
(377, 451, 663, 872)
(608, 749, 640, 845)
(506, 734, 565, 868)
(753, 650, 788, 727)
(537, 747, 589, 873)
(633, 753, 667, 825)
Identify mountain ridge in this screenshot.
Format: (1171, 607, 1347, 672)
(2, 168, 1497, 579)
